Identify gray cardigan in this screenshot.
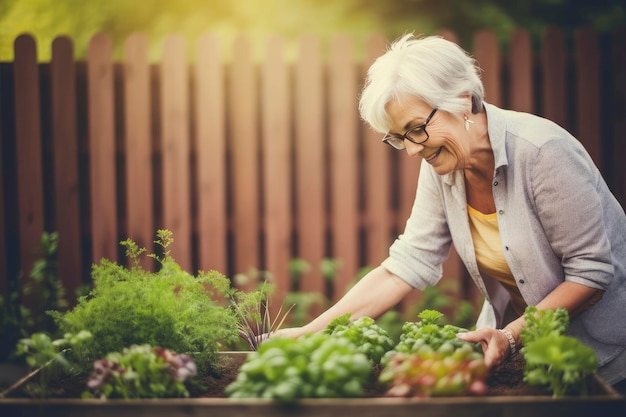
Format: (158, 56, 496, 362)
(381, 103, 626, 368)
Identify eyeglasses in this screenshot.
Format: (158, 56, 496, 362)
(382, 108, 438, 150)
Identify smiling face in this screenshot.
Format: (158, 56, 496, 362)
(385, 94, 471, 175)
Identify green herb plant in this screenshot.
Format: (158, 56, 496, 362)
(519, 306, 597, 397)
(323, 313, 394, 364)
(49, 230, 246, 374)
(519, 306, 569, 343)
(5, 331, 93, 398)
(379, 309, 488, 397)
(84, 344, 197, 399)
(226, 332, 372, 402)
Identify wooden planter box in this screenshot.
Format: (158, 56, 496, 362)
(1, 352, 624, 417)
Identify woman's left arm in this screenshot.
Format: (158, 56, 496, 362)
(460, 137, 610, 367)
(459, 281, 603, 367)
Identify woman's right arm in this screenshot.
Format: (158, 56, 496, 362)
(274, 266, 414, 339)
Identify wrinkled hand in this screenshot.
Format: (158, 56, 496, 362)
(457, 328, 511, 368)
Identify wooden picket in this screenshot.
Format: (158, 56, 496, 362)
(362, 33, 393, 267)
(574, 28, 602, 168)
(13, 35, 44, 292)
(195, 33, 228, 276)
(261, 35, 292, 298)
(328, 34, 360, 298)
(123, 33, 154, 270)
(87, 33, 117, 264)
(229, 36, 260, 288)
(508, 29, 534, 114)
(1, 27, 624, 318)
(293, 34, 326, 302)
(160, 36, 193, 271)
(541, 28, 567, 129)
(50, 36, 82, 292)
(475, 30, 503, 107)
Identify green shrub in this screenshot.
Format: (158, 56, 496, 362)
(50, 230, 241, 374)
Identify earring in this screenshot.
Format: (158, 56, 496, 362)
(464, 114, 474, 131)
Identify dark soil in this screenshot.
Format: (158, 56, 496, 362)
(3, 352, 551, 399)
(485, 353, 549, 396)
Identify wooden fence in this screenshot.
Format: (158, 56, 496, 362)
(1, 27, 625, 311)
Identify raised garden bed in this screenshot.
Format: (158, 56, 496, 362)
(1, 351, 623, 417)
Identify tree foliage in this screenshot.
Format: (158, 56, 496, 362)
(1, 0, 623, 60)
(346, 0, 625, 46)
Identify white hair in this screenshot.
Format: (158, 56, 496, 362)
(359, 34, 484, 133)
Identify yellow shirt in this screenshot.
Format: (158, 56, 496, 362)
(467, 205, 527, 316)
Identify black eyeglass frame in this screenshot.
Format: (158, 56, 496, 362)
(382, 108, 438, 150)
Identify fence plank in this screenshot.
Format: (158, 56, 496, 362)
(160, 35, 192, 271)
(51, 36, 82, 291)
(328, 34, 359, 298)
(123, 33, 154, 267)
(362, 33, 392, 267)
(261, 35, 292, 299)
(541, 28, 567, 127)
(574, 27, 602, 169)
(87, 33, 118, 264)
(610, 27, 626, 208)
(195, 33, 228, 275)
(294, 34, 326, 302)
(473, 30, 502, 107)
(228, 36, 260, 285)
(508, 29, 534, 113)
(13, 34, 44, 286)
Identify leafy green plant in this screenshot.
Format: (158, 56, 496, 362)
(0, 292, 27, 362)
(323, 313, 394, 364)
(386, 309, 474, 359)
(519, 306, 597, 397)
(226, 332, 372, 402)
(6, 331, 92, 398)
(379, 309, 488, 397)
(410, 284, 477, 330)
(49, 230, 244, 374)
(1, 232, 69, 362)
(519, 306, 569, 345)
(84, 344, 197, 399)
(375, 310, 404, 345)
(523, 334, 597, 397)
(24, 232, 68, 315)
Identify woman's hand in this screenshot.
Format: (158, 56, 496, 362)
(269, 327, 307, 339)
(457, 328, 514, 368)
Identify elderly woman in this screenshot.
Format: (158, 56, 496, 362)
(277, 34, 626, 387)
